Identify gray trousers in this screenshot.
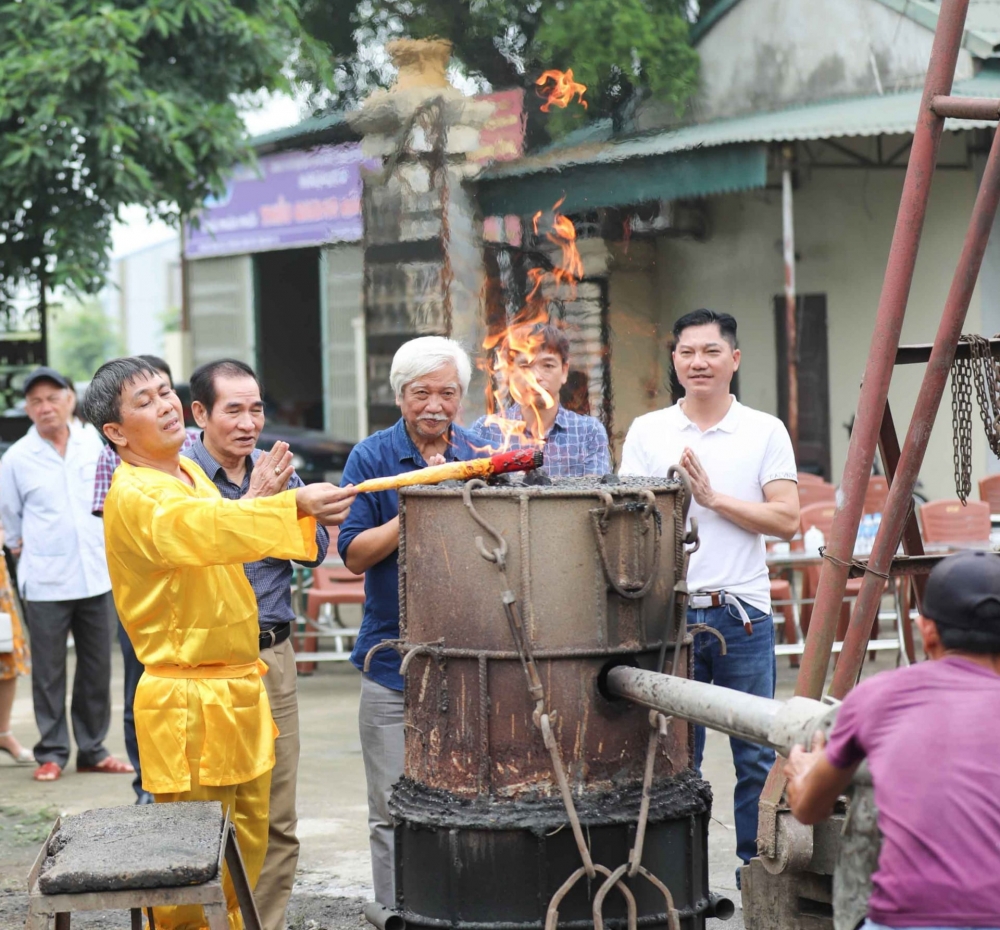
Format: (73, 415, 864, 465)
(359, 674, 405, 907)
(257, 637, 301, 930)
(23, 592, 114, 769)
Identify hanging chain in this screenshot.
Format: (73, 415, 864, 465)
(950, 334, 1000, 503)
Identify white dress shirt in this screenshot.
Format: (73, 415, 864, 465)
(0, 422, 111, 601)
(619, 398, 797, 613)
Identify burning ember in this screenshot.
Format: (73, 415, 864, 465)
(535, 69, 588, 112)
(479, 199, 584, 452)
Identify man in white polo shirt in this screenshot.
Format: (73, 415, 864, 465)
(620, 308, 799, 885)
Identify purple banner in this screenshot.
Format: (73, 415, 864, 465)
(185, 143, 371, 258)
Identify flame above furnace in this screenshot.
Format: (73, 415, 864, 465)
(479, 199, 584, 453)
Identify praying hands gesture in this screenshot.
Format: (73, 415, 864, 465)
(680, 447, 715, 509)
(246, 441, 294, 499)
(679, 446, 799, 540)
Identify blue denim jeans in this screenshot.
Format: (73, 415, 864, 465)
(690, 599, 776, 865)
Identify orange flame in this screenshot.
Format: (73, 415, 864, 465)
(478, 201, 585, 453)
(535, 69, 588, 113)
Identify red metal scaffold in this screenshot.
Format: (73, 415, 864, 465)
(760, 0, 1000, 843)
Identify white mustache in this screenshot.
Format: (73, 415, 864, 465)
(420, 414, 450, 421)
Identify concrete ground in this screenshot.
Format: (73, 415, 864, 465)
(0, 630, 899, 929)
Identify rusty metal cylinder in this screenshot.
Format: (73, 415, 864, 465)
(389, 478, 716, 930)
(397, 479, 692, 795)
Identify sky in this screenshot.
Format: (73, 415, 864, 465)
(109, 90, 306, 259)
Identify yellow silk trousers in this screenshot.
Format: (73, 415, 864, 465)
(152, 698, 272, 930)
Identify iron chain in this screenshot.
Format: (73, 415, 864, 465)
(950, 334, 1000, 503)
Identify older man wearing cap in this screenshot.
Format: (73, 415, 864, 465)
(0, 367, 131, 782)
(785, 549, 1000, 930)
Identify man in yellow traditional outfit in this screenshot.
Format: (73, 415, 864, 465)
(84, 357, 356, 930)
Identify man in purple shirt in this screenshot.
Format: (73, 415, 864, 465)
(785, 550, 1000, 930)
(90, 354, 196, 804)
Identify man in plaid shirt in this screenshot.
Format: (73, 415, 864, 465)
(90, 354, 197, 804)
(472, 322, 611, 477)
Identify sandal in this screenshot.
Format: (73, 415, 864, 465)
(0, 730, 33, 764)
(33, 762, 62, 782)
(77, 755, 135, 774)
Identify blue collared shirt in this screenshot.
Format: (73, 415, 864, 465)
(471, 403, 611, 478)
(184, 439, 329, 631)
(338, 417, 479, 691)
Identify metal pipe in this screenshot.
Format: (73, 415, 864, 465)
(931, 94, 1000, 120)
(830, 108, 1000, 698)
(706, 893, 736, 921)
(606, 667, 834, 756)
(797, 0, 970, 700)
(364, 903, 406, 930)
(782, 150, 799, 455)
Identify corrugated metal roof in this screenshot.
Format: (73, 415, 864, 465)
(250, 111, 359, 154)
(479, 69, 1000, 182)
(475, 144, 768, 216)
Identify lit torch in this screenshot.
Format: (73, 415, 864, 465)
(353, 448, 543, 493)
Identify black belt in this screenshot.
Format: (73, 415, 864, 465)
(259, 622, 291, 650)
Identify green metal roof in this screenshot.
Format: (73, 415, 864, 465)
(475, 143, 767, 216)
(250, 110, 360, 154)
(473, 68, 1000, 215)
(692, 0, 1000, 56)
(479, 69, 1000, 181)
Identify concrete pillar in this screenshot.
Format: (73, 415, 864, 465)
(350, 39, 495, 431)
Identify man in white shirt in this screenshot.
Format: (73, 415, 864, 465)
(0, 367, 131, 783)
(620, 310, 799, 884)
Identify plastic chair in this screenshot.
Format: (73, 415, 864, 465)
(798, 503, 869, 645)
(295, 528, 366, 673)
(919, 499, 991, 544)
(797, 480, 837, 511)
(978, 474, 1000, 515)
(770, 577, 799, 668)
(862, 475, 889, 516)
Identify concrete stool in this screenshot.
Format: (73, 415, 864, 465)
(26, 801, 261, 930)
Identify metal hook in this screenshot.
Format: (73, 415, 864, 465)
(462, 479, 508, 568)
(591, 863, 640, 930)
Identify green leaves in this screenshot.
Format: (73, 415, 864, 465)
(0, 0, 331, 316)
(301, 0, 698, 138)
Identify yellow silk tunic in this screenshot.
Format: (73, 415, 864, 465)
(103, 458, 318, 794)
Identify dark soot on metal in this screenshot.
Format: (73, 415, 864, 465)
(390, 769, 711, 833)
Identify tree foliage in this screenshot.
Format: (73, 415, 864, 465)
(0, 0, 331, 316)
(49, 300, 124, 384)
(302, 0, 699, 128)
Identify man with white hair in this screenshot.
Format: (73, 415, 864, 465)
(339, 335, 479, 907)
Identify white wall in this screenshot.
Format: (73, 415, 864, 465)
(606, 143, 991, 501)
(693, 0, 974, 121)
(106, 237, 182, 355)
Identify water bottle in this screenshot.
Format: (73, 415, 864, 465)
(804, 524, 825, 557)
(856, 514, 872, 555)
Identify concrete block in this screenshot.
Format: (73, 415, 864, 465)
(38, 801, 223, 894)
(444, 125, 481, 155)
(398, 163, 432, 194)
